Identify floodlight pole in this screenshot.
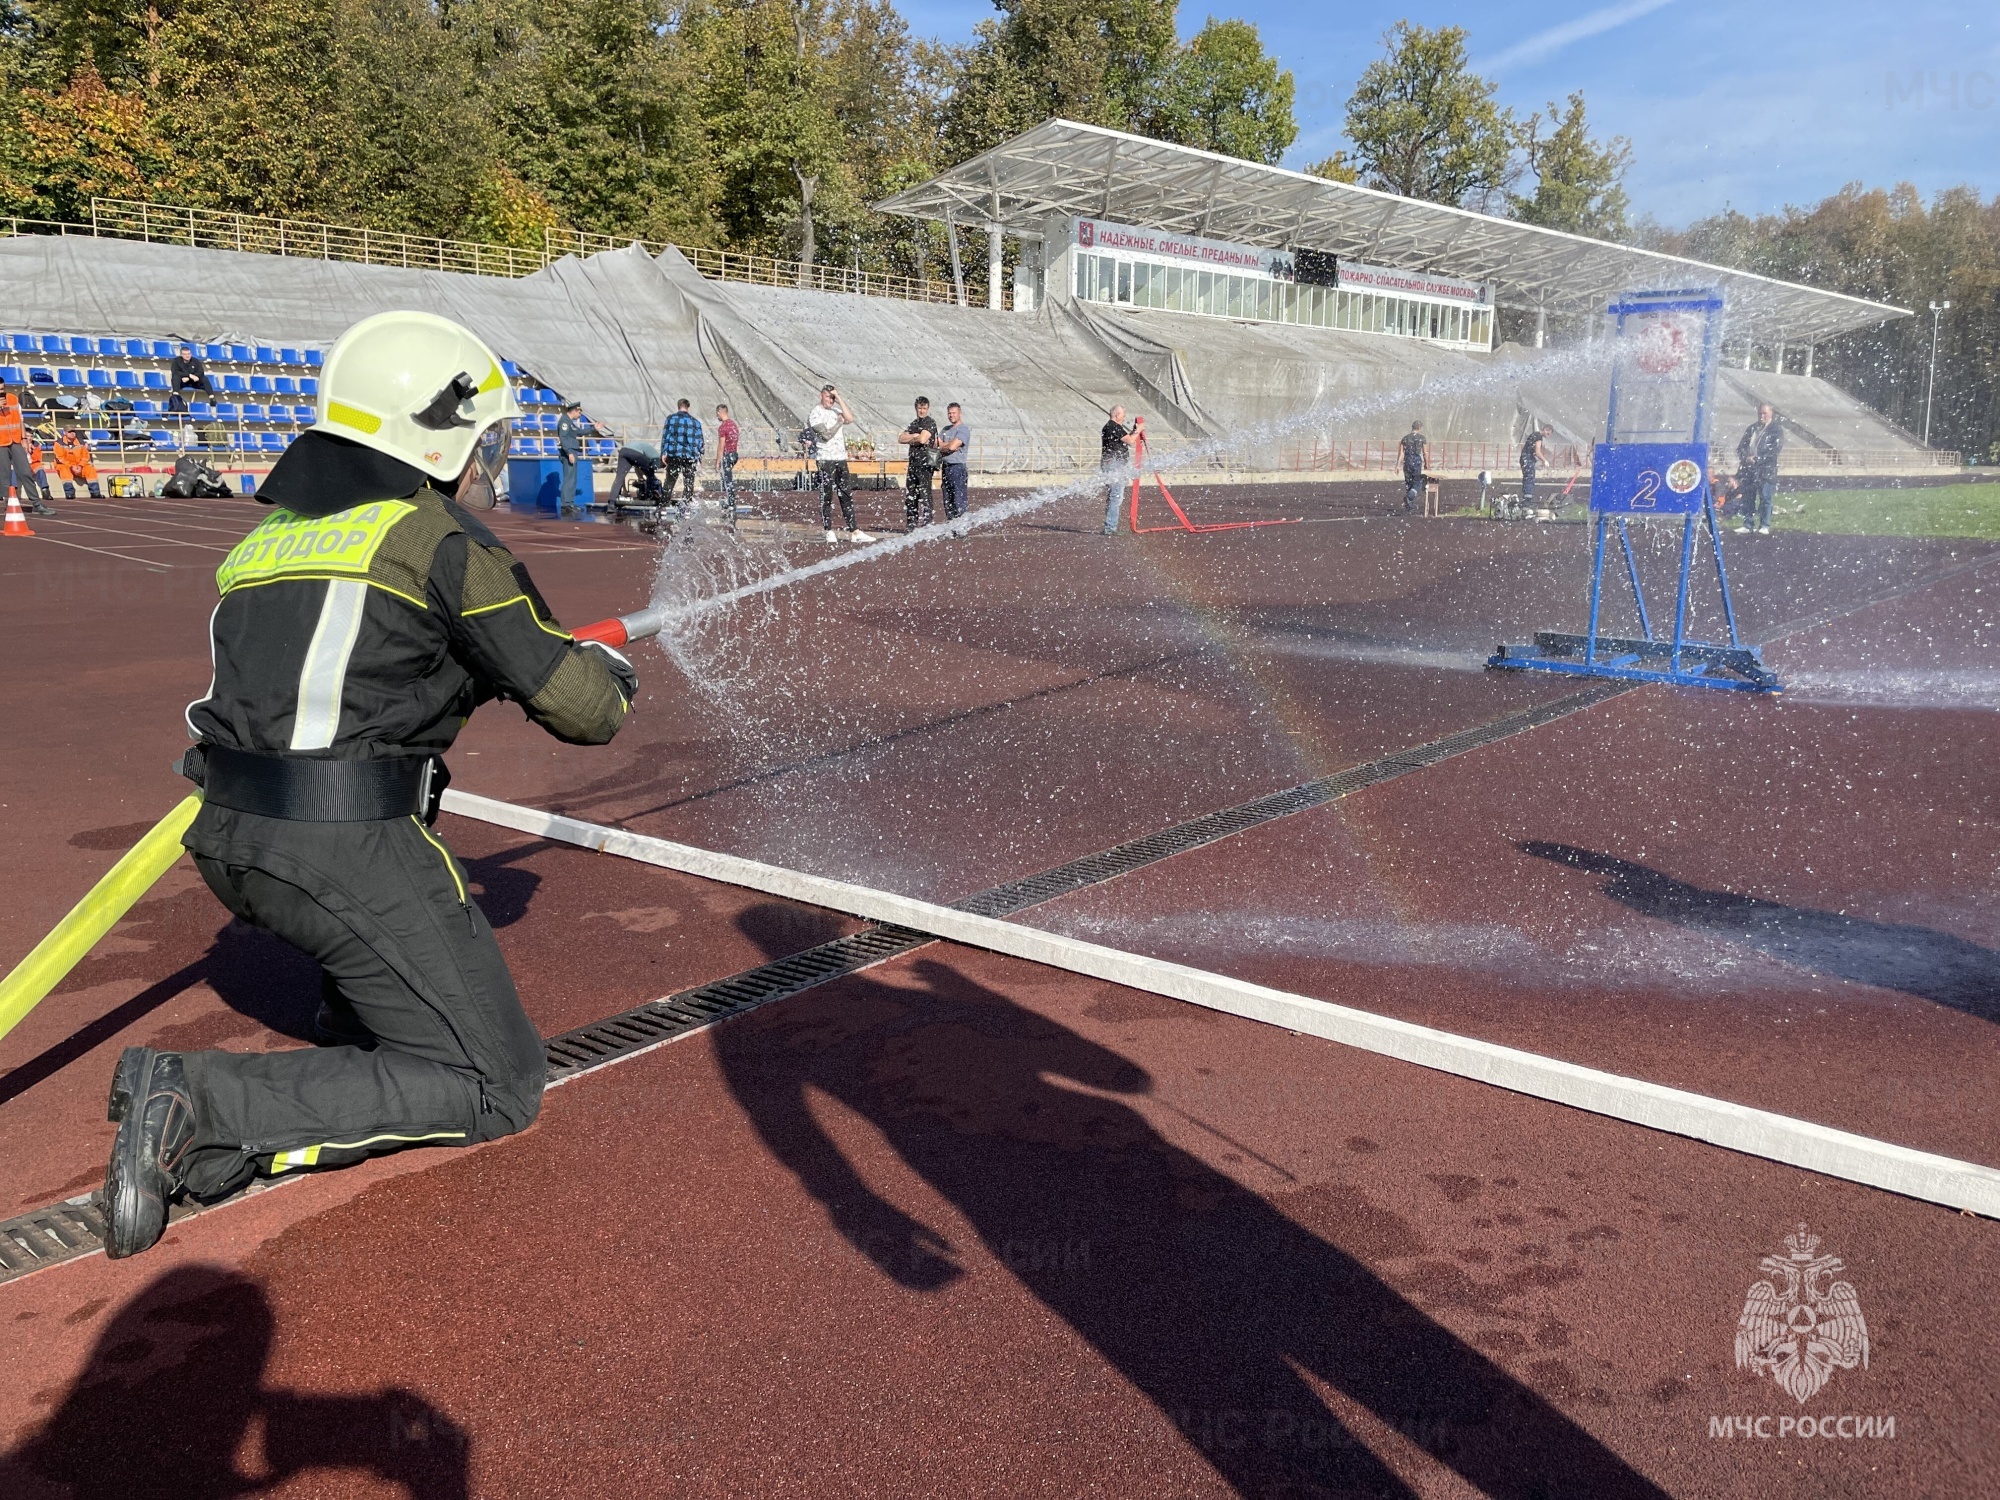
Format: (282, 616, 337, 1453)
(1923, 299, 1951, 447)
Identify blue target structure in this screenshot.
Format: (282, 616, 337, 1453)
(1489, 287, 1780, 693)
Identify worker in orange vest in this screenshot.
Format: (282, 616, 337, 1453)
(25, 426, 57, 506)
(51, 426, 103, 499)
(0, 380, 54, 516)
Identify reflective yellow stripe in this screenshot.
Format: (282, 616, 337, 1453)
(413, 817, 468, 903)
(458, 591, 572, 639)
(221, 573, 430, 612)
(326, 399, 383, 434)
(267, 1129, 467, 1174)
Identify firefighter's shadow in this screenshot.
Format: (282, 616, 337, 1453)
(715, 904, 1666, 1499)
(1524, 842, 2000, 1022)
(0, 1265, 469, 1499)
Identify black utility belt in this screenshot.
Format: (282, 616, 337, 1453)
(183, 744, 447, 823)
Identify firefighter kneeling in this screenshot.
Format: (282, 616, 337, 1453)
(51, 427, 102, 499)
(102, 310, 640, 1258)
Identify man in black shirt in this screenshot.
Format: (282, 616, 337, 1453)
(168, 343, 214, 413)
(896, 396, 939, 530)
(1101, 406, 1140, 534)
(1520, 422, 1552, 507)
(1734, 404, 1784, 534)
(1399, 421, 1428, 512)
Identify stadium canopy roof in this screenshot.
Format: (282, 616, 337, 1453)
(876, 119, 1908, 345)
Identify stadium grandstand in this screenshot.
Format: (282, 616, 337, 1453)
(0, 119, 1949, 499)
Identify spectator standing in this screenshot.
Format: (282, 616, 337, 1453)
(661, 398, 704, 510)
(896, 397, 939, 530)
(1100, 405, 1140, 534)
(1399, 421, 1428, 513)
(716, 403, 740, 511)
(1520, 422, 1552, 508)
(0, 380, 53, 515)
(1735, 403, 1784, 534)
(25, 424, 57, 507)
(809, 385, 874, 543)
(938, 402, 971, 521)
(168, 344, 215, 413)
(555, 401, 599, 518)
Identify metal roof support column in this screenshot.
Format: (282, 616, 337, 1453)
(1803, 343, 1815, 379)
(987, 224, 1004, 310)
(1535, 303, 1548, 349)
(945, 211, 965, 308)
(1774, 339, 1786, 375)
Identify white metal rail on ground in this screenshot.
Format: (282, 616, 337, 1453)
(441, 788, 2000, 1220)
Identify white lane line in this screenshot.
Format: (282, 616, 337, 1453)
(440, 788, 2000, 1219)
(15, 533, 174, 570)
(35, 520, 232, 552)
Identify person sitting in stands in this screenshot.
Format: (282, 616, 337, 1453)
(25, 424, 58, 507)
(168, 344, 215, 413)
(51, 425, 104, 499)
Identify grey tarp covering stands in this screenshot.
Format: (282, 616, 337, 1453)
(0, 232, 1927, 470)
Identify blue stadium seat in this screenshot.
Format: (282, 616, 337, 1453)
(509, 439, 535, 458)
(266, 405, 293, 425)
(39, 335, 65, 355)
(7, 335, 32, 355)
(232, 433, 257, 454)
(538, 388, 560, 406)
(228, 344, 251, 365)
(68, 337, 93, 358)
(239, 403, 265, 423)
(303, 349, 323, 369)
(273, 376, 297, 396)
(150, 341, 174, 361)
(57, 368, 85, 388)
(151, 430, 177, 449)
(123, 339, 149, 360)
(260, 432, 287, 453)
(214, 402, 240, 422)
(89, 428, 114, 447)
(143, 371, 169, 391)
(202, 343, 227, 363)
(29, 367, 55, 384)
(0, 366, 22, 385)
(278, 347, 303, 367)
(221, 374, 248, 394)
(253, 346, 275, 365)
(96, 338, 121, 359)
(299, 377, 319, 397)
(87, 369, 113, 389)
(500, 359, 521, 377)
(189, 401, 215, 419)
(291, 404, 313, 423)
(115, 369, 140, 390)
(249, 375, 274, 395)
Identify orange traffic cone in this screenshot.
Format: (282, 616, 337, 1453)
(3, 492, 34, 537)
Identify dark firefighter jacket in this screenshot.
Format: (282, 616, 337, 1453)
(188, 486, 629, 759)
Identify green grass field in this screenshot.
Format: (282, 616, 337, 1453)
(1771, 481, 2000, 540)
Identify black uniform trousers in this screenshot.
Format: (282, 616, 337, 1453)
(904, 461, 936, 529)
(817, 460, 855, 530)
(177, 806, 545, 1201)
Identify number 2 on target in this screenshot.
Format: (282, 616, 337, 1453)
(1631, 469, 1661, 508)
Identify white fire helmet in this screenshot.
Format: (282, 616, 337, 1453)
(312, 311, 519, 490)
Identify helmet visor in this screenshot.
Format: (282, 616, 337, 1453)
(456, 418, 511, 511)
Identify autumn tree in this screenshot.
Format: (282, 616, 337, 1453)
(1509, 91, 1631, 240)
(1144, 18, 1295, 165)
(1341, 22, 1512, 207)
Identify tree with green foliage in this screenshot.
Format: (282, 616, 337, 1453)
(1144, 17, 1294, 165)
(1509, 91, 1630, 239)
(1342, 22, 1512, 208)
(940, 0, 1177, 158)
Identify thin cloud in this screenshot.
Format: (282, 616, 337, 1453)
(1477, 0, 1678, 75)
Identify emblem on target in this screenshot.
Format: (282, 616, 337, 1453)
(1666, 459, 1701, 494)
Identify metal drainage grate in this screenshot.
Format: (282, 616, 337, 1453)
(956, 681, 1634, 919)
(0, 681, 1634, 1284)
(0, 1196, 109, 1283)
(542, 925, 933, 1080)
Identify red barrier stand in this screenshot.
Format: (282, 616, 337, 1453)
(1125, 428, 1298, 535)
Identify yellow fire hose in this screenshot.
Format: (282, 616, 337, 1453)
(0, 793, 203, 1045)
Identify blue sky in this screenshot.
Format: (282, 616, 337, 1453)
(914, 2, 2000, 226)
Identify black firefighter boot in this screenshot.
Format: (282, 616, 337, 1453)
(102, 1047, 197, 1258)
